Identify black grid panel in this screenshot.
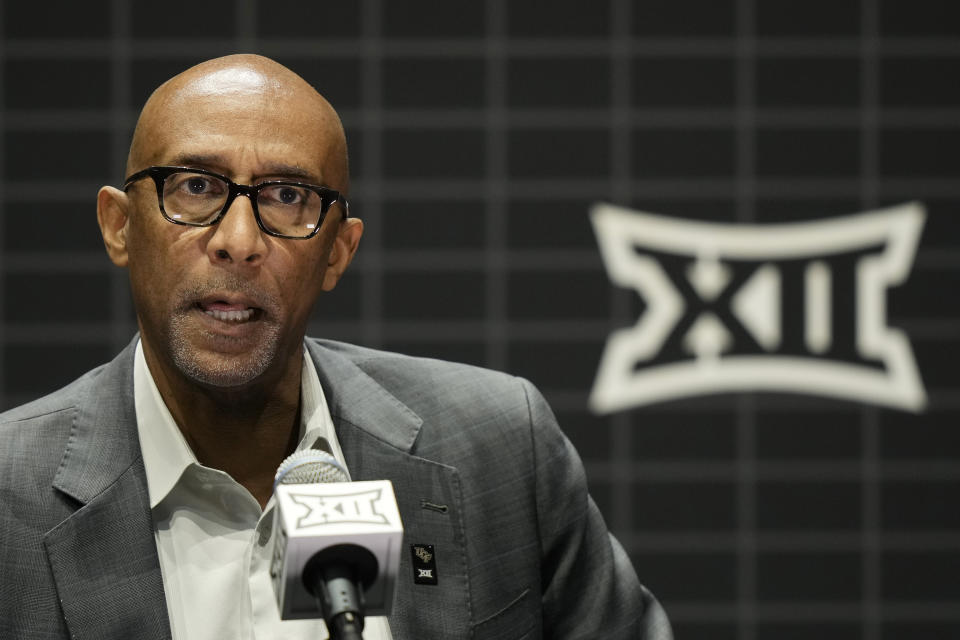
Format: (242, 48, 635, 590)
(2, 1, 959, 638)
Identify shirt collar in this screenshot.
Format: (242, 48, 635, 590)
(134, 339, 346, 510)
(299, 346, 349, 475)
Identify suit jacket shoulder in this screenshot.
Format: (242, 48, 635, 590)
(0, 359, 116, 548)
(312, 339, 535, 456)
(0, 342, 170, 640)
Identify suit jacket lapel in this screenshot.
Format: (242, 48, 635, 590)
(44, 340, 171, 639)
(307, 340, 475, 635)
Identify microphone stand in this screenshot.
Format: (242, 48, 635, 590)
(303, 544, 379, 640)
(311, 561, 365, 640)
(328, 611, 364, 640)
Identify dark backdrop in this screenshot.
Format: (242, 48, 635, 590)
(2, 1, 958, 638)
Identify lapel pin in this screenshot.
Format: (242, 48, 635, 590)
(411, 543, 439, 585)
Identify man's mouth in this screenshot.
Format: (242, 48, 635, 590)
(203, 306, 255, 322)
(196, 298, 261, 323)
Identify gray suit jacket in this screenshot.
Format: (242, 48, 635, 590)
(0, 338, 671, 639)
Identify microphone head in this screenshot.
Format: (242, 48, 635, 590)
(271, 449, 403, 620)
(274, 449, 348, 487)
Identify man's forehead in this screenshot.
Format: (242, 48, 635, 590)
(158, 149, 325, 184)
(179, 65, 285, 98)
(159, 55, 304, 100)
(127, 55, 348, 188)
(154, 68, 310, 126)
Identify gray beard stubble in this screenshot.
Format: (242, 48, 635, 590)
(165, 277, 284, 388)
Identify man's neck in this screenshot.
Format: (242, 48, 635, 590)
(144, 347, 304, 509)
(180, 395, 301, 509)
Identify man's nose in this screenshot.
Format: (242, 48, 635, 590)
(206, 194, 267, 267)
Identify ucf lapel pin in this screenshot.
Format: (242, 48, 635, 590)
(411, 543, 439, 585)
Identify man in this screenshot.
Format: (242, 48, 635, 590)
(0, 55, 671, 639)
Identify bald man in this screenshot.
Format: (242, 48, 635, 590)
(0, 56, 672, 640)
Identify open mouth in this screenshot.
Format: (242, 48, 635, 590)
(195, 297, 262, 323)
(203, 306, 255, 322)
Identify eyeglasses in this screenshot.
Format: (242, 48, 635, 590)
(122, 166, 350, 240)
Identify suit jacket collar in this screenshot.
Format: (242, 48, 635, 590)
(45, 337, 172, 639)
(52, 338, 142, 504)
(305, 338, 424, 455)
(305, 340, 474, 634)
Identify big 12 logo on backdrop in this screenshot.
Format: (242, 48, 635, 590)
(589, 202, 926, 413)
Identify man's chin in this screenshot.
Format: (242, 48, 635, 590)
(167, 330, 283, 391)
(162, 306, 289, 387)
(172, 352, 273, 390)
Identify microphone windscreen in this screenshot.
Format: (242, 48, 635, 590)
(274, 449, 348, 487)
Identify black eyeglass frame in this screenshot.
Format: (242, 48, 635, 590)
(122, 165, 350, 240)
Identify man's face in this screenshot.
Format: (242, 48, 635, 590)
(111, 67, 358, 391)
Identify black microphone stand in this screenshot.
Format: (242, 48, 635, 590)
(303, 544, 379, 640)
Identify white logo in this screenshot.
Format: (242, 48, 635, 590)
(290, 489, 389, 528)
(589, 202, 927, 413)
(417, 568, 434, 579)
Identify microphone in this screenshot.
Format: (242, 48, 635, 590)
(270, 449, 403, 639)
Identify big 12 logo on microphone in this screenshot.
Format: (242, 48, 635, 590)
(589, 202, 927, 413)
(289, 488, 391, 528)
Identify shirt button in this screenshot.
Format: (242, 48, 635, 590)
(257, 520, 273, 546)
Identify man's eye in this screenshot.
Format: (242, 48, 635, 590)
(263, 185, 306, 205)
(185, 178, 210, 194)
(169, 174, 221, 196)
(279, 188, 300, 203)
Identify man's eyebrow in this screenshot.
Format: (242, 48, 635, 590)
(262, 164, 317, 182)
(167, 153, 229, 171)
(166, 154, 319, 183)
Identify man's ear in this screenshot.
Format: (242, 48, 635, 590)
(322, 218, 363, 291)
(97, 186, 130, 267)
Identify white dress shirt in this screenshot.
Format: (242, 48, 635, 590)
(134, 340, 392, 640)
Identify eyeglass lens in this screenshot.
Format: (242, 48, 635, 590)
(162, 171, 326, 237)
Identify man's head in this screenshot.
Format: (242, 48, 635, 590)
(97, 55, 362, 394)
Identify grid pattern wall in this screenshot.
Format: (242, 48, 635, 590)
(2, 1, 959, 638)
